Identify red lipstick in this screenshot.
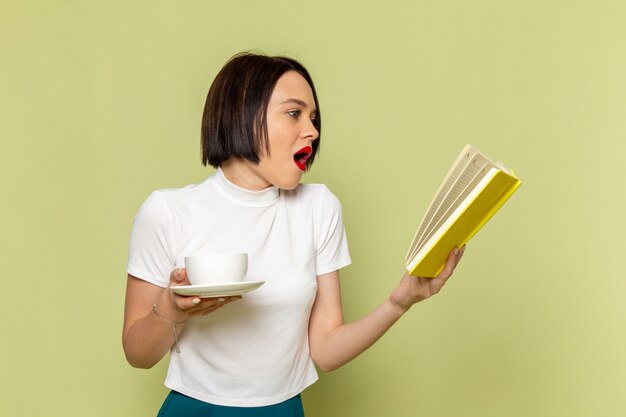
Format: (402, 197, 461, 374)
(293, 146, 312, 171)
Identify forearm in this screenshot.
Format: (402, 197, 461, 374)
(123, 290, 188, 369)
(311, 298, 407, 372)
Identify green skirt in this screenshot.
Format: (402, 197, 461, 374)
(157, 391, 305, 417)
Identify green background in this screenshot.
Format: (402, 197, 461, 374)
(2, 1, 625, 416)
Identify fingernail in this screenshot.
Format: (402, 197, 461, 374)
(454, 248, 459, 256)
(192, 298, 201, 304)
(217, 297, 226, 302)
(230, 296, 240, 301)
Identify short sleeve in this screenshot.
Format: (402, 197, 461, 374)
(126, 192, 175, 287)
(313, 186, 351, 275)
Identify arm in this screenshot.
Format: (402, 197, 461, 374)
(122, 269, 240, 369)
(308, 247, 464, 372)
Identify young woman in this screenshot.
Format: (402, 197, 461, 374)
(123, 52, 464, 417)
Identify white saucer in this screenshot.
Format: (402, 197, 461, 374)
(170, 280, 265, 298)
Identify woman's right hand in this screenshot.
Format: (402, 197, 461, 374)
(166, 268, 242, 318)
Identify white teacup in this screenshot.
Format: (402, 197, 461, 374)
(184, 253, 248, 286)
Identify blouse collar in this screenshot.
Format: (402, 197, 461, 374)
(212, 167, 280, 207)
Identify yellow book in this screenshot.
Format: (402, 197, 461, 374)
(405, 145, 522, 277)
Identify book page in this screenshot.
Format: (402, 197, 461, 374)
(413, 151, 479, 246)
(413, 161, 492, 256)
(406, 146, 500, 262)
(405, 146, 476, 261)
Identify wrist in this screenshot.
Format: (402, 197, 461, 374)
(151, 301, 188, 355)
(386, 297, 410, 318)
(157, 289, 189, 322)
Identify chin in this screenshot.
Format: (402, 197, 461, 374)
(276, 180, 301, 191)
(273, 172, 303, 190)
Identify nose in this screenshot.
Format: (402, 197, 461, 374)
(301, 118, 319, 141)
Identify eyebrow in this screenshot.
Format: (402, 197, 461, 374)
(280, 98, 316, 111)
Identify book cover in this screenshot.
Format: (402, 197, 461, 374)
(405, 145, 521, 277)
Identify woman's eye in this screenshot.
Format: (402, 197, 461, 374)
(287, 110, 299, 118)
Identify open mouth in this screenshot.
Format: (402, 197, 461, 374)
(293, 146, 312, 171)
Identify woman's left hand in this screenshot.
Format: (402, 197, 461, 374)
(389, 246, 465, 313)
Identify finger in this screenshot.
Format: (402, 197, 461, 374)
(199, 303, 228, 316)
(184, 300, 218, 315)
(457, 245, 467, 263)
(199, 295, 241, 305)
(187, 296, 242, 315)
(448, 245, 465, 271)
(170, 268, 191, 286)
(176, 268, 189, 284)
(186, 295, 242, 309)
(169, 268, 181, 283)
(171, 293, 202, 310)
(188, 303, 223, 316)
(176, 294, 239, 311)
(433, 247, 462, 283)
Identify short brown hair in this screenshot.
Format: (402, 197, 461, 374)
(201, 52, 321, 169)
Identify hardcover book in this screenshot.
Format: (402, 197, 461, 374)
(405, 145, 522, 277)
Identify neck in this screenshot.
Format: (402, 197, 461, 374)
(220, 159, 271, 191)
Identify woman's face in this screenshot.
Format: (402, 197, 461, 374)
(221, 70, 319, 191)
(250, 70, 320, 190)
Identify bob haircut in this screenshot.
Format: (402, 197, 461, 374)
(201, 52, 321, 169)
